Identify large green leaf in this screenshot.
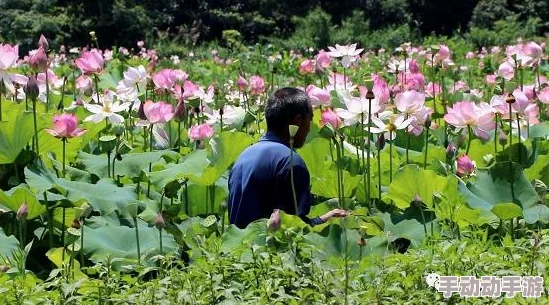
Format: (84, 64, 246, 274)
(523, 204, 549, 224)
(201, 131, 254, 185)
(220, 221, 268, 254)
(464, 162, 539, 208)
(300, 138, 360, 199)
(384, 164, 448, 210)
(55, 178, 137, 217)
(461, 162, 541, 224)
(83, 224, 177, 268)
(0, 228, 19, 260)
(304, 224, 362, 259)
(78, 150, 179, 178)
(491, 203, 523, 220)
(0, 185, 46, 220)
(149, 149, 210, 188)
(181, 183, 227, 216)
(0, 109, 36, 164)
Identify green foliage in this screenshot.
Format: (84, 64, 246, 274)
(467, 15, 541, 49)
(282, 7, 334, 51)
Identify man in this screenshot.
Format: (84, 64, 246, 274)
(228, 87, 348, 229)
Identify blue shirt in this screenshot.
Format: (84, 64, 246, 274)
(228, 131, 323, 229)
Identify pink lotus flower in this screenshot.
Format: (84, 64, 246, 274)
(315, 50, 331, 70)
(16, 202, 28, 221)
(299, 59, 315, 74)
(0, 44, 27, 94)
(497, 62, 514, 80)
(152, 69, 187, 92)
(38, 34, 49, 50)
(425, 82, 441, 98)
(75, 49, 104, 75)
(249, 75, 266, 95)
(45, 113, 87, 139)
(465, 52, 475, 59)
(538, 87, 549, 104)
(372, 74, 390, 104)
(306, 84, 330, 106)
(485, 74, 497, 84)
(408, 60, 420, 73)
(456, 154, 476, 177)
(267, 209, 281, 231)
(28, 47, 48, 72)
(395, 90, 425, 116)
(444, 101, 495, 140)
(237, 76, 248, 91)
(141, 100, 174, 124)
(188, 123, 214, 141)
(320, 108, 341, 129)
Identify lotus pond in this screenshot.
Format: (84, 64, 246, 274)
(1, 38, 549, 304)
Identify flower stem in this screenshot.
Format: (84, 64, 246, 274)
(133, 217, 141, 265)
(508, 102, 513, 162)
(289, 140, 299, 216)
(62, 138, 66, 178)
(32, 97, 40, 157)
(360, 113, 368, 205)
(45, 70, 50, 112)
(494, 114, 498, 155)
(80, 217, 85, 267)
(424, 127, 429, 170)
(466, 125, 473, 155)
(389, 135, 393, 183)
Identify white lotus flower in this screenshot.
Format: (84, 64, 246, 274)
(84, 90, 131, 124)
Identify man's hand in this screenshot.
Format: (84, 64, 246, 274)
(319, 208, 349, 223)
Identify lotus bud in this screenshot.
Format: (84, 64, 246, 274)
(137, 100, 147, 120)
(16, 202, 29, 221)
(375, 134, 386, 150)
(424, 115, 432, 129)
(288, 125, 299, 138)
(29, 47, 49, 72)
(237, 76, 248, 91)
(24, 75, 40, 100)
(173, 98, 187, 123)
(155, 213, 165, 230)
(38, 34, 49, 51)
(111, 123, 125, 137)
(499, 131, 508, 146)
(455, 154, 476, 177)
(267, 209, 281, 231)
(446, 142, 456, 160)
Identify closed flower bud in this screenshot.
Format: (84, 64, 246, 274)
(16, 202, 29, 221)
(137, 100, 147, 120)
(155, 213, 165, 230)
(375, 134, 386, 150)
(456, 154, 476, 177)
(24, 75, 40, 100)
(173, 99, 187, 123)
(499, 131, 507, 146)
(413, 193, 423, 207)
(267, 209, 281, 231)
(38, 34, 49, 51)
(29, 47, 48, 72)
(446, 142, 456, 160)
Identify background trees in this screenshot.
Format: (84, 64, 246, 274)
(1, 0, 548, 53)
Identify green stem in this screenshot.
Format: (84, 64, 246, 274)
(133, 217, 141, 265)
(360, 113, 368, 205)
(80, 217, 84, 267)
(289, 140, 299, 215)
(377, 147, 382, 202)
(424, 127, 429, 170)
(466, 125, 473, 155)
(32, 97, 40, 157)
(45, 70, 50, 112)
(367, 99, 372, 205)
(107, 151, 111, 178)
(494, 114, 498, 155)
(61, 204, 66, 264)
(62, 138, 66, 178)
(389, 135, 393, 183)
(509, 102, 513, 162)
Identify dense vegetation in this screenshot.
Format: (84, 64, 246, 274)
(1, 0, 549, 54)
